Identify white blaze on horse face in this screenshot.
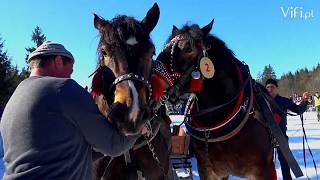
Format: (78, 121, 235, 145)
(126, 36, 138, 46)
(128, 80, 139, 122)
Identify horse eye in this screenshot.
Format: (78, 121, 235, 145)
(183, 47, 193, 53)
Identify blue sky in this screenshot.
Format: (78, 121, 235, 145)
(1, 0, 319, 87)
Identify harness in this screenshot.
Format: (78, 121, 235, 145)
(184, 62, 254, 142)
(153, 33, 255, 142)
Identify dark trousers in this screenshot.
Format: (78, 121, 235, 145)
(277, 134, 292, 180)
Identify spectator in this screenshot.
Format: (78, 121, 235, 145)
(265, 78, 309, 180)
(314, 92, 320, 121)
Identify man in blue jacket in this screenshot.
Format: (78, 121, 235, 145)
(265, 78, 309, 180)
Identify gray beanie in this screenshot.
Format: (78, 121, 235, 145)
(27, 41, 74, 62)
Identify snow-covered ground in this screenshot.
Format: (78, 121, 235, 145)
(0, 112, 319, 179)
(171, 112, 320, 180)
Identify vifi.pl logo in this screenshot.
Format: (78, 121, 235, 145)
(280, 6, 314, 20)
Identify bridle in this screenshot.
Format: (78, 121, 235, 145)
(154, 34, 209, 105)
(112, 73, 153, 102)
(90, 51, 153, 105)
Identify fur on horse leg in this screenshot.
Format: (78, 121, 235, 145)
(246, 160, 275, 180)
(193, 143, 218, 180)
(158, 118, 172, 151)
(221, 176, 229, 180)
(166, 162, 176, 180)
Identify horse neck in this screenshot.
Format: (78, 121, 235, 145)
(200, 52, 239, 107)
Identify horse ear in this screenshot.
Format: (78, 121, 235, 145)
(172, 25, 179, 35)
(141, 3, 160, 34)
(201, 19, 214, 35)
(94, 14, 109, 33)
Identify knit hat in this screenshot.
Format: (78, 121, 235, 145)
(265, 78, 278, 87)
(27, 41, 74, 62)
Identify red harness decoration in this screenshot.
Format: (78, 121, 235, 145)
(189, 76, 203, 94)
(152, 60, 203, 98)
(273, 113, 281, 124)
(91, 68, 103, 97)
(151, 75, 164, 101)
(191, 64, 244, 130)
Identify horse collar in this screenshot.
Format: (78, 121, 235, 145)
(185, 61, 254, 142)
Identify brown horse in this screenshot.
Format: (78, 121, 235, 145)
(90, 3, 172, 180)
(153, 20, 276, 180)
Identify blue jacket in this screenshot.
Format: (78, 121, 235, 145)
(274, 95, 308, 134)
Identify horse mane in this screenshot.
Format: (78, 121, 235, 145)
(97, 15, 153, 63)
(159, 23, 237, 74)
(102, 16, 150, 44)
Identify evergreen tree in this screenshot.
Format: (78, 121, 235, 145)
(25, 26, 46, 66)
(257, 64, 277, 85)
(0, 36, 23, 109)
(264, 62, 320, 97)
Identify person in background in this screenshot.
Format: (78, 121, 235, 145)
(314, 92, 320, 121)
(265, 78, 309, 180)
(0, 41, 145, 180)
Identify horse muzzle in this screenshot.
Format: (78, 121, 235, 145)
(109, 102, 153, 136)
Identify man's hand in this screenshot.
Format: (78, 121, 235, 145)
(302, 91, 309, 101)
(140, 124, 151, 136)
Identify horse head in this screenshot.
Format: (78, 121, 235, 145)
(157, 20, 214, 74)
(155, 20, 246, 126)
(92, 3, 159, 136)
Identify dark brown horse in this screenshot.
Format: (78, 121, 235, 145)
(91, 3, 172, 180)
(153, 20, 276, 180)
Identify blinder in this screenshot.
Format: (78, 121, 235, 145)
(97, 65, 116, 105)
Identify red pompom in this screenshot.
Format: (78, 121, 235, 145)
(274, 113, 281, 124)
(189, 78, 202, 93)
(91, 68, 103, 97)
(151, 75, 164, 100)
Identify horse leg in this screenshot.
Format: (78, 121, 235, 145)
(197, 165, 219, 180)
(221, 176, 229, 180)
(192, 143, 219, 180)
(247, 160, 276, 180)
